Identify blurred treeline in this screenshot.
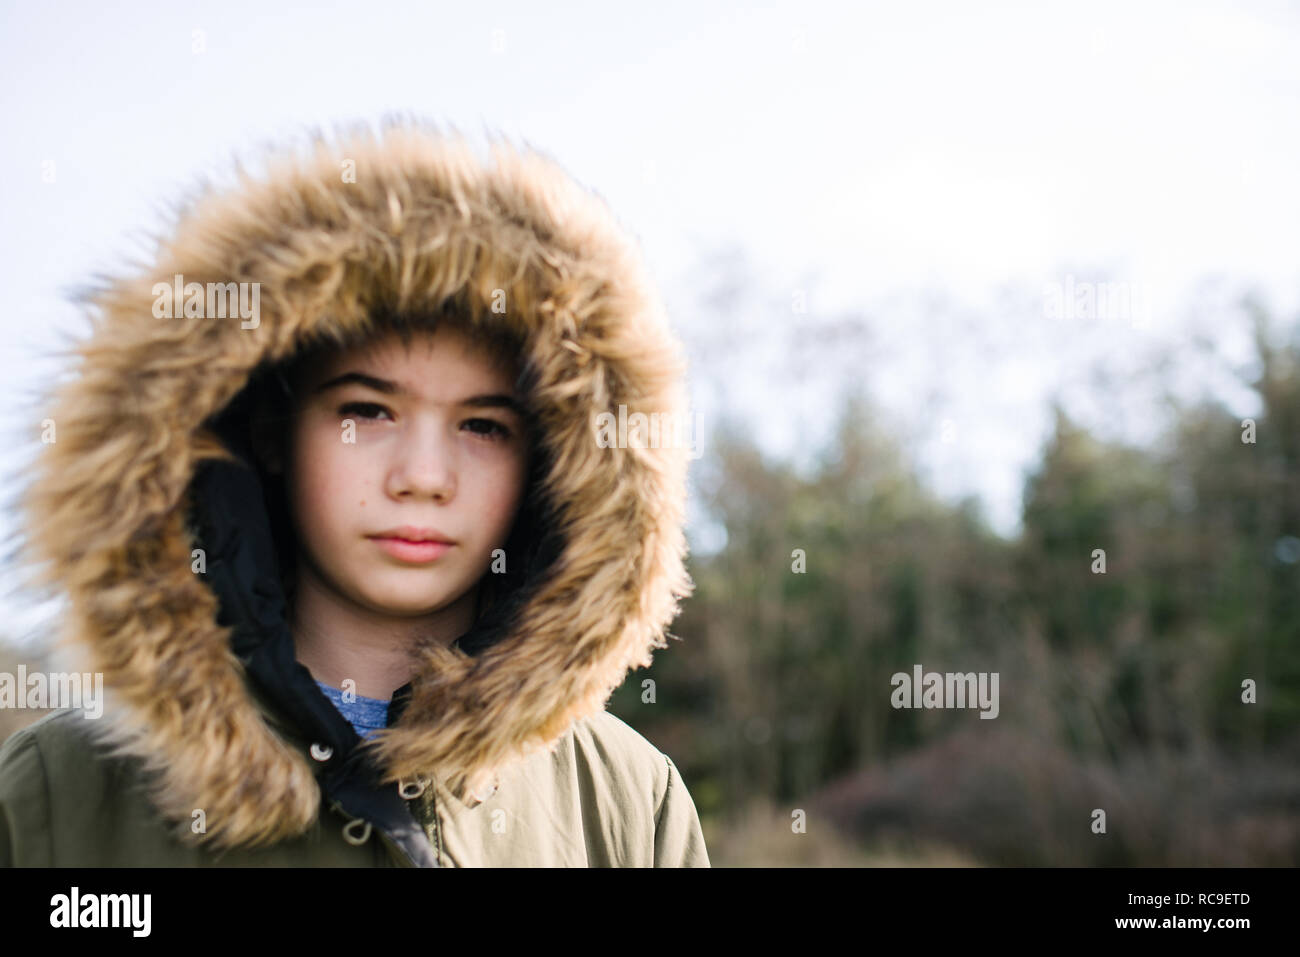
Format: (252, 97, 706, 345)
(612, 296, 1300, 866)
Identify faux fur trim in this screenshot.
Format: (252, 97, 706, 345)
(14, 118, 694, 850)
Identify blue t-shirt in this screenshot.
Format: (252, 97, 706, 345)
(315, 680, 391, 740)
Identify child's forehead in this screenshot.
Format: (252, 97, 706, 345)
(297, 325, 517, 389)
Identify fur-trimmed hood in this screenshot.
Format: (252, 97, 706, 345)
(14, 120, 695, 852)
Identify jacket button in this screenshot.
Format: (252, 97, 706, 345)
(310, 743, 334, 762)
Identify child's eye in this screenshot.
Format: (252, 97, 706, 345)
(339, 402, 392, 422)
(464, 418, 511, 441)
(336, 404, 509, 439)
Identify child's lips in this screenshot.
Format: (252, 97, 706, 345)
(370, 525, 456, 544)
(370, 536, 455, 563)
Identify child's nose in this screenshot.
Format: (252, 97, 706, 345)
(387, 426, 458, 500)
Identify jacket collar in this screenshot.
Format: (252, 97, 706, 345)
(17, 122, 696, 852)
(241, 652, 438, 868)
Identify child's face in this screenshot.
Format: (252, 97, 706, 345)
(276, 326, 532, 623)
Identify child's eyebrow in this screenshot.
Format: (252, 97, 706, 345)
(312, 371, 526, 416)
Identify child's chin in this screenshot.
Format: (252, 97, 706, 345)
(361, 588, 463, 617)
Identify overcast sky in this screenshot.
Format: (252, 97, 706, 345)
(2, 0, 1298, 636)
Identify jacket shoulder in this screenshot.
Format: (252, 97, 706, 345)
(0, 708, 120, 776)
(0, 709, 179, 867)
(566, 710, 710, 866)
(0, 708, 102, 776)
(568, 709, 671, 800)
(0, 710, 104, 866)
(1, 707, 128, 782)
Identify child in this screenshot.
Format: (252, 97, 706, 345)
(0, 120, 708, 867)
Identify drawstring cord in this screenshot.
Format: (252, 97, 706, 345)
(341, 816, 373, 846)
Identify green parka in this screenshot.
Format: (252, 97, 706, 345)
(0, 120, 708, 867)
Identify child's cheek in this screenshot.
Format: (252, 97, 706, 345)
(320, 439, 363, 507)
(295, 429, 353, 533)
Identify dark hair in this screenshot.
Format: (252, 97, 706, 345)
(242, 312, 562, 657)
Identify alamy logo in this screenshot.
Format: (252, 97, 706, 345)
(1042, 275, 1151, 327)
(593, 403, 703, 459)
(890, 664, 999, 719)
(152, 273, 260, 328)
(50, 887, 151, 937)
(0, 667, 103, 718)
